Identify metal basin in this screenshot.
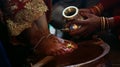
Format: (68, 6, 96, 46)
(44, 39, 110, 67)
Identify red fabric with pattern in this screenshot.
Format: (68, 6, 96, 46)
(8, 0, 29, 15)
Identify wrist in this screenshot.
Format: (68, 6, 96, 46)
(89, 3, 104, 15)
(99, 17, 110, 31)
(99, 17, 114, 31)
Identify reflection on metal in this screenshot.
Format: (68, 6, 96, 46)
(62, 6, 82, 30)
(70, 24, 81, 30)
(62, 6, 79, 19)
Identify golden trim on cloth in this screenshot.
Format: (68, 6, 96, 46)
(7, 0, 48, 36)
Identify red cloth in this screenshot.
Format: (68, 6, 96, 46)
(99, 0, 120, 9)
(114, 16, 120, 25)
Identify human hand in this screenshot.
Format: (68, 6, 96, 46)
(62, 8, 91, 32)
(64, 13, 101, 37)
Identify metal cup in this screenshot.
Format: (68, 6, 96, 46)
(62, 6, 82, 30)
(62, 6, 79, 20)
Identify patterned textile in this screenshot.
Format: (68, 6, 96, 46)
(7, 0, 48, 36)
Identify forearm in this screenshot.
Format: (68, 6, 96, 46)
(89, 0, 120, 15)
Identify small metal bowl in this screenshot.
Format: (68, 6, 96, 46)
(62, 6, 79, 19)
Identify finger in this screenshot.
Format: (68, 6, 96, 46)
(79, 12, 87, 17)
(74, 20, 88, 25)
(83, 13, 95, 18)
(57, 46, 66, 55)
(63, 48, 73, 53)
(65, 19, 88, 27)
(79, 9, 89, 13)
(68, 48, 74, 53)
(63, 48, 69, 53)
